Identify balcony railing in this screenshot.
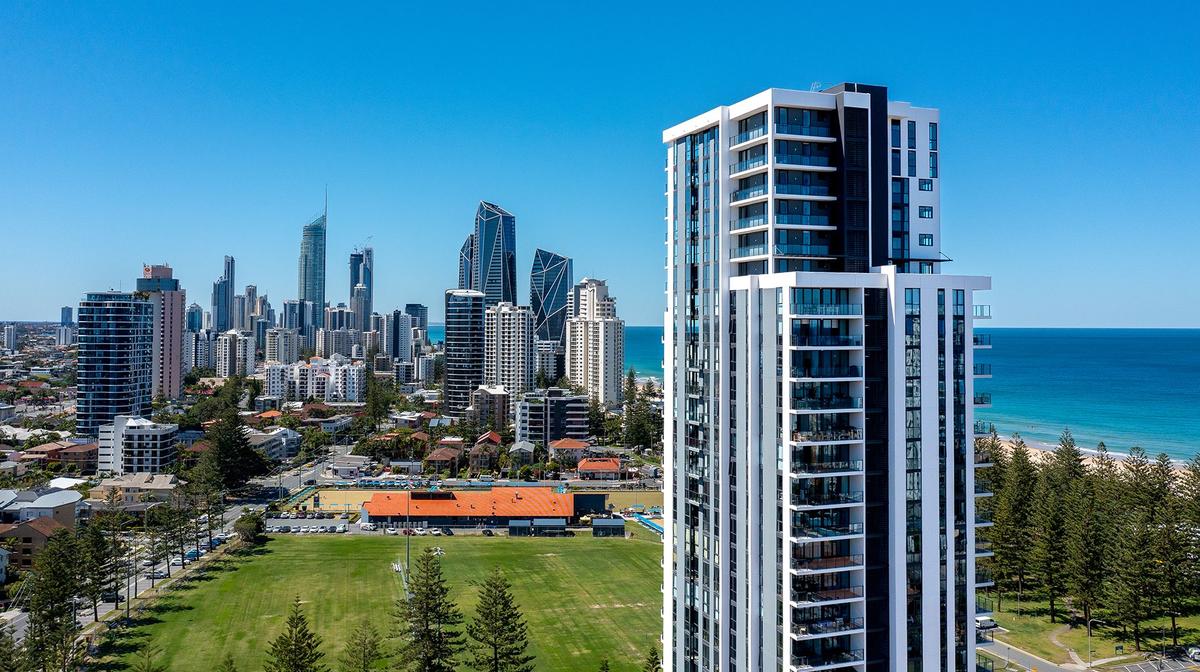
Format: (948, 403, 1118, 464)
(975, 540, 994, 555)
(976, 629, 995, 645)
(976, 595, 994, 614)
(791, 397, 864, 411)
(975, 569, 994, 585)
(776, 183, 832, 197)
(792, 366, 861, 379)
(792, 491, 864, 508)
(792, 554, 864, 573)
(974, 449, 995, 465)
(792, 303, 862, 317)
(973, 305, 992, 319)
(793, 459, 864, 475)
(776, 214, 832, 226)
(732, 215, 768, 230)
(973, 420, 992, 435)
(730, 126, 767, 146)
(792, 586, 864, 605)
(974, 393, 992, 406)
(973, 334, 992, 347)
(776, 154, 833, 167)
(793, 335, 862, 348)
(793, 522, 864, 539)
(731, 156, 768, 174)
(732, 244, 768, 259)
(792, 428, 863, 443)
(776, 244, 832, 257)
(792, 649, 865, 670)
(794, 617, 865, 637)
(775, 123, 833, 138)
(731, 184, 768, 202)
(973, 363, 992, 376)
(977, 656, 995, 672)
(975, 480, 994, 495)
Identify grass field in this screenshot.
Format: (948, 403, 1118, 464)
(104, 531, 662, 671)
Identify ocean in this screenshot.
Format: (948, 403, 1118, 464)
(429, 325, 1199, 461)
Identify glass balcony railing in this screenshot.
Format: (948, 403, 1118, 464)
(975, 540, 995, 555)
(978, 656, 995, 672)
(791, 366, 861, 379)
(973, 420, 992, 435)
(973, 334, 992, 347)
(793, 459, 864, 475)
(731, 215, 768, 230)
(775, 244, 832, 257)
(976, 629, 995, 645)
(973, 305, 992, 319)
(791, 554, 864, 572)
(792, 490, 864, 507)
(776, 183, 832, 197)
(791, 397, 864, 411)
(794, 521, 864, 539)
(791, 586, 864, 605)
(794, 617, 865, 637)
(792, 303, 862, 316)
(792, 427, 863, 443)
(775, 123, 833, 138)
(731, 156, 768, 174)
(776, 154, 833, 167)
(975, 480, 994, 495)
(731, 244, 768, 259)
(731, 184, 768, 202)
(973, 363, 993, 376)
(976, 595, 994, 613)
(793, 335, 863, 348)
(730, 126, 767, 146)
(975, 569, 994, 585)
(776, 214, 832, 226)
(974, 393, 992, 406)
(974, 448, 995, 465)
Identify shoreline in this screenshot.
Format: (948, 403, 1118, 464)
(994, 434, 1194, 472)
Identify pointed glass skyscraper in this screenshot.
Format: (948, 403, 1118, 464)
(298, 207, 327, 328)
(458, 233, 474, 290)
(529, 248, 572, 345)
(472, 201, 516, 307)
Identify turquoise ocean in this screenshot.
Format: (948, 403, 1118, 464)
(429, 325, 1200, 461)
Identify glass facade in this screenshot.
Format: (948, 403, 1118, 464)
(473, 201, 517, 307)
(298, 214, 327, 328)
(444, 289, 485, 416)
(530, 249, 574, 346)
(76, 292, 153, 437)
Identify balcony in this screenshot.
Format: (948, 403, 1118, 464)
(974, 448, 995, 467)
(973, 363, 992, 377)
(976, 629, 995, 646)
(792, 428, 863, 443)
(793, 335, 863, 348)
(975, 479, 994, 496)
(792, 303, 862, 317)
(975, 513, 993, 526)
(973, 420, 992, 436)
(732, 244, 768, 259)
(973, 334, 992, 348)
(730, 126, 767, 146)
(973, 305, 992, 319)
(731, 184, 769, 203)
(975, 540, 995, 557)
(974, 393, 992, 407)
(793, 459, 864, 476)
(975, 569, 994, 587)
(777, 183, 832, 197)
(731, 156, 768, 175)
(792, 649, 865, 671)
(791, 554, 864, 574)
(776, 244, 833, 257)
(791, 490, 864, 508)
(793, 521, 864, 540)
(776, 154, 833, 168)
(791, 397, 864, 411)
(731, 214, 768, 231)
(793, 617, 865, 639)
(791, 586, 864, 606)
(976, 595, 994, 615)
(776, 214, 832, 227)
(977, 656, 995, 672)
(792, 366, 861, 380)
(775, 123, 834, 139)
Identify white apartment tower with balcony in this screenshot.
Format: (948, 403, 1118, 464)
(484, 302, 534, 416)
(215, 329, 255, 378)
(565, 278, 625, 406)
(663, 84, 992, 672)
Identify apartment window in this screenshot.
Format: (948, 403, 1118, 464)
(919, 234, 934, 246)
(907, 150, 917, 177)
(929, 122, 938, 151)
(929, 152, 939, 178)
(907, 120, 916, 149)
(919, 206, 934, 219)
(892, 150, 901, 176)
(891, 120, 901, 148)
(918, 179, 933, 191)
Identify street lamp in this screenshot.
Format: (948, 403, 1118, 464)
(1087, 619, 1106, 670)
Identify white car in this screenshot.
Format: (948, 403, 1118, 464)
(430, 528, 442, 536)
(385, 527, 399, 536)
(169, 557, 187, 567)
(414, 528, 428, 536)
(336, 524, 348, 533)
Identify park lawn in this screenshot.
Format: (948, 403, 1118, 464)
(107, 533, 662, 672)
(601, 490, 663, 510)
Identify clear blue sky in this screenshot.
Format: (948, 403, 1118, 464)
(2, 2, 1198, 326)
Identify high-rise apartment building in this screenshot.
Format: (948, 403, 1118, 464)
(472, 201, 517, 307)
(1, 325, 15, 352)
(484, 302, 534, 417)
(211, 255, 236, 332)
(326, 304, 355, 331)
(55, 325, 76, 346)
(265, 327, 301, 364)
(662, 85, 992, 672)
(137, 264, 186, 399)
(350, 247, 374, 318)
(350, 284, 370, 333)
(386, 310, 414, 364)
(404, 303, 429, 331)
(98, 415, 179, 475)
(315, 328, 357, 359)
(215, 330, 255, 378)
(298, 207, 328, 329)
(515, 387, 589, 448)
(265, 355, 365, 402)
(444, 289, 485, 416)
(76, 292, 153, 437)
(530, 248, 573, 346)
(458, 234, 474, 290)
(565, 278, 624, 406)
(282, 299, 318, 342)
(60, 306, 73, 326)
(185, 303, 204, 332)
(182, 329, 217, 372)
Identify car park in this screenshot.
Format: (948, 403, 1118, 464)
(385, 527, 398, 535)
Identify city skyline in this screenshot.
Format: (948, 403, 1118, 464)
(1, 4, 1198, 327)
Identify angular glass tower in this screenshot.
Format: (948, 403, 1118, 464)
(530, 248, 573, 345)
(350, 247, 374, 318)
(298, 209, 327, 328)
(458, 234, 475, 290)
(211, 255, 235, 333)
(472, 201, 517, 307)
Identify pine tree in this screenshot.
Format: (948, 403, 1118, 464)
(990, 435, 1037, 613)
(77, 521, 113, 622)
(0, 624, 23, 672)
(467, 568, 535, 672)
(201, 410, 270, 490)
(339, 620, 385, 672)
(1064, 468, 1109, 634)
(395, 548, 464, 672)
(217, 653, 240, 672)
(1030, 463, 1068, 623)
(265, 596, 329, 672)
(597, 659, 611, 672)
(1107, 509, 1158, 650)
(642, 647, 662, 672)
(130, 645, 168, 672)
(23, 531, 84, 672)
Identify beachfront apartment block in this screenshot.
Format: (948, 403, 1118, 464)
(663, 84, 993, 672)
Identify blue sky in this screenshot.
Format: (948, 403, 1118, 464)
(2, 2, 1197, 326)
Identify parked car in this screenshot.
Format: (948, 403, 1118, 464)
(149, 569, 169, 579)
(482, 529, 495, 537)
(336, 524, 347, 533)
(975, 616, 997, 630)
(440, 527, 454, 536)
(414, 528, 428, 536)
(170, 557, 188, 566)
(385, 527, 399, 536)
(1186, 647, 1200, 662)
(140, 558, 156, 567)
(100, 591, 124, 603)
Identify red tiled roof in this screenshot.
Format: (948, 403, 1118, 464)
(0, 517, 68, 539)
(59, 443, 98, 455)
(426, 447, 462, 462)
(364, 487, 574, 519)
(549, 438, 589, 449)
(578, 457, 620, 472)
(476, 431, 502, 446)
(258, 410, 283, 419)
(411, 431, 431, 442)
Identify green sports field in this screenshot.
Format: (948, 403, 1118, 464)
(107, 530, 662, 671)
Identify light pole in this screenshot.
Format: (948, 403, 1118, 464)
(1087, 618, 1106, 670)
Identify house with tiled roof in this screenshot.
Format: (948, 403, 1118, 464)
(577, 457, 623, 481)
(424, 446, 463, 474)
(548, 438, 592, 465)
(0, 517, 68, 568)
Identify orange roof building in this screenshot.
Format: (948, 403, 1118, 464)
(362, 487, 576, 524)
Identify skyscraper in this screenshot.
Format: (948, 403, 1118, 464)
(211, 255, 235, 332)
(564, 278, 624, 406)
(137, 264, 186, 399)
(265, 327, 301, 364)
(185, 303, 204, 332)
(662, 85, 992, 672)
(530, 248, 573, 345)
(458, 234, 474, 290)
(298, 205, 328, 329)
(215, 330, 255, 377)
(350, 247, 374, 318)
(1, 325, 15, 352)
(386, 310, 414, 364)
(404, 303, 429, 331)
(444, 289, 485, 416)
(472, 201, 517, 307)
(350, 284, 369, 333)
(76, 292, 153, 437)
(484, 302, 534, 416)
(60, 306, 73, 326)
